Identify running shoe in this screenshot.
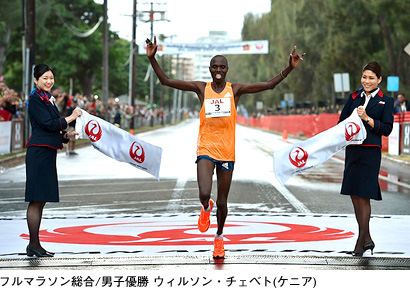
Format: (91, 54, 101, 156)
(198, 199, 214, 232)
(213, 238, 225, 259)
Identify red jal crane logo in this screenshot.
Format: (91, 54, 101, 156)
(129, 141, 145, 163)
(345, 122, 360, 141)
(289, 147, 308, 168)
(85, 120, 102, 142)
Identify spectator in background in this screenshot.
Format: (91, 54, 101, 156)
(0, 80, 11, 121)
(85, 95, 97, 116)
(0, 81, 20, 120)
(96, 99, 105, 119)
(65, 97, 78, 156)
(393, 93, 400, 114)
(0, 80, 7, 100)
(114, 106, 122, 127)
(397, 93, 410, 112)
(55, 92, 69, 117)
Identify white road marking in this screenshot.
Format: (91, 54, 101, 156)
(268, 174, 311, 213)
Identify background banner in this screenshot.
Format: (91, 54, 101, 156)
(138, 40, 269, 55)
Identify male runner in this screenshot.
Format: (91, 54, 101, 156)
(146, 36, 305, 258)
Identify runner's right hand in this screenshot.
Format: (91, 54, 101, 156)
(146, 36, 158, 58)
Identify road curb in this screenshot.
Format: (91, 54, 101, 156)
(1, 254, 409, 270)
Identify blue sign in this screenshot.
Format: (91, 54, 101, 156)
(281, 100, 287, 108)
(387, 76, 399, 92)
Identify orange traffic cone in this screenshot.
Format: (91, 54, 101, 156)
(130, 129, 134, 135)
(282, 129, 288, 141)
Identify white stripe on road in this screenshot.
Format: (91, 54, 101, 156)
(268, 174, 311, 213)
(170, 177, 188, 201)
(167, 177, 189, 212)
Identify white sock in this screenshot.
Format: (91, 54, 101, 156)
(215, 234, 223, 240)
(203, 202, 211, 212)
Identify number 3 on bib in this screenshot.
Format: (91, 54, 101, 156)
(204, 98, 231, 118)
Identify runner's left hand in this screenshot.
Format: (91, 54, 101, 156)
(289, 46, 306, 68)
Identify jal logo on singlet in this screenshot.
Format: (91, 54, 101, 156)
(289, 147, 308, 168)
(345, 122, 361, 141)
(129, 141, 145, 163)
(85, 120, 102, 142)
(204, 97, 231, 118)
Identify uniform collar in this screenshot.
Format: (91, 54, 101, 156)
(360, 87, 379, 99)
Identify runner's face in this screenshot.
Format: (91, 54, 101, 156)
(209, 57, 228, 82)
(361, 70, 380, 93)
(34, 70, 54, 92)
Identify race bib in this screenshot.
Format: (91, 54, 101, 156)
(204, 98, 231, 118)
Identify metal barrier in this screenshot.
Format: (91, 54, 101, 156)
(0, 119, 25, 155)
(237, 112, 410, 155)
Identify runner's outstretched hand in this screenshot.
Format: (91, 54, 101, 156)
(289, 46, 306, 69)
(146, 36, 158, 58)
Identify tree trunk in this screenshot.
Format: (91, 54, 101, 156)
(77, 69, 95, 96)
(0, 26, 11, 77)
(378, 13, 396, 75)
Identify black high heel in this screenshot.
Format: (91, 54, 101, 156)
(26, 245, 54, 258)
(352, 250, 363, 257)
(363, 241, 375, 255)
(351, 241, 364, 257)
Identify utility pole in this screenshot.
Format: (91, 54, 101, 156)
(102, 0, 109, 120)
(139, 2, 167, 126)
(129, 0, 137, 108)
(149, 2, 154, 126)
(23, 0, 35, 142)
(24, 0, 35, 77)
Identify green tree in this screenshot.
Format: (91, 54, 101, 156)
(0, 0, 22, 81)
(2, 0, 151, 101)
(231, 0, 410, 114)
(34, 0, 105, 94)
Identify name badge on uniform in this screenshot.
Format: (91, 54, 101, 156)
(204, 98, 231, 118)
(49, 96, 56, 106)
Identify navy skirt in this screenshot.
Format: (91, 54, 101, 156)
(341, 145, 382, 200)
(25, 146, 59, 202)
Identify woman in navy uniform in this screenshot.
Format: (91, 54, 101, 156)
(338, 61, 394, 256)
(25, 64, 82, 257)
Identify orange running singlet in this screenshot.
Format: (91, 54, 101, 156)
(197, 82, 237, 161)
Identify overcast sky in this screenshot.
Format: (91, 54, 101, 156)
(94, 0, 271, 43)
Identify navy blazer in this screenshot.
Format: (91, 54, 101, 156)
(338, 88, 394, 148)
(26, 91, 69, 149)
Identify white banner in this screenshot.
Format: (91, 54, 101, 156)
(138, 40, 269, 55)
(75, 109, 162, 179)
(273, 108, 367, 186)
(0, 121, 11, 155)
